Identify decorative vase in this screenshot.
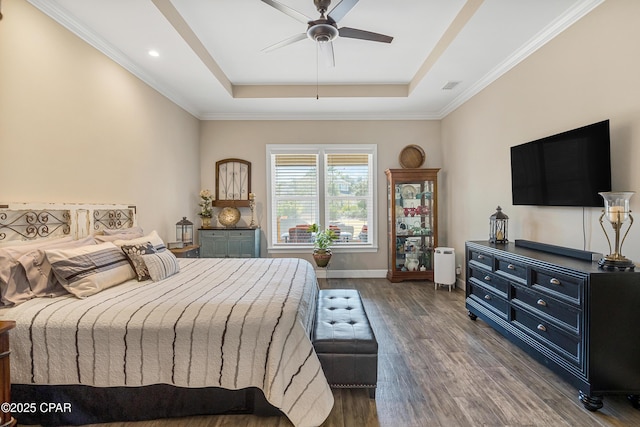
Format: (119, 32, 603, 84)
(201, 217, 212, 228)
(405, 256, 419, 271)
(312, 250, 332, 268)
(218, 206, 241, 228)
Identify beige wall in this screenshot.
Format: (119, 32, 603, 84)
(0, 0, 201, 241)
(200, 120, 442, 270)
(442, 0, 640, 272)
(8, 0, 637, 276)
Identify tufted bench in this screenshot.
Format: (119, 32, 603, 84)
(313, 289, 378, 398)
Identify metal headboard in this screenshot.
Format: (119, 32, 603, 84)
(0, 208, 71, 242)
(0, 203, 137, 246)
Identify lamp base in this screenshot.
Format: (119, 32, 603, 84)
(598, 256, 636, 271)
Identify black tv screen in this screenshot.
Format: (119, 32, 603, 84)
(510, 120, 611, 207)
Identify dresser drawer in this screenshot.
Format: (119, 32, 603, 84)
(496, 257, 527, 283)
(227, 230, 254, 238)
(511, 285, 580, 332)
(470, 268, 508, 298)
(468, 282, 508, 319)
(512, 307, 580, 364)
(531, 268, 583, 305)
(468, 249, 493, 270)
(199, 229, 226, 238)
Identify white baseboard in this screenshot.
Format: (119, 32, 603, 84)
(315, 270, 467, 291)
(315, 269, 388, 279)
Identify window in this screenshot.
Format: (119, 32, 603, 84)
(267, 144, 377, 251)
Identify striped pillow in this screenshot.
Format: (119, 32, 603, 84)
(141, 250, 180, 282)
(46, 242, 135, 298)
(18, 236, 96, 299)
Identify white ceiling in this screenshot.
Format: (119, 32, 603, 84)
(28, 0, 603, 120)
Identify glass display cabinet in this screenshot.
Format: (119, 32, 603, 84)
(385, 168, 439, 282)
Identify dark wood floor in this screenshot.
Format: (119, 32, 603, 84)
(32, 278, 640, 427)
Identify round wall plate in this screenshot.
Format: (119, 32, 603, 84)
(399, 145, 425, 168)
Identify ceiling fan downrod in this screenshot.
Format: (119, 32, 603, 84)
(313, 0, 332, 15)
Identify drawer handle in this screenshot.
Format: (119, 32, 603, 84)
(537, 324, 547, 332)
(550, 278, 561, 286)
(484, 275, 491, 281)
(484, 294, 492, 300)
(477, 254, 485, 260)
(536, 299, 547, 307)
(507, 264, 516, 270)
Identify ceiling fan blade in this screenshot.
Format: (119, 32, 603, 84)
(260, 0, 312, 24)
(318, 41, 335, 67)
(339, 27, 393, 43)
(262, 33, 307, 52)
(328, 0, 359, 23)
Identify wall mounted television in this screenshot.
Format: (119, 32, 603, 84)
(510, 120, 611, 207)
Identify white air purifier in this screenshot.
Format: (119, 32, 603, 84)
(434, 247, 456, 291)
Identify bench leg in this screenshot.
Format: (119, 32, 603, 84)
(368, 387, 376, 399)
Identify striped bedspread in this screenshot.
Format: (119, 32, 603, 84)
(2, 258, 334, 427)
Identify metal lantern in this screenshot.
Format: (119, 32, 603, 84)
(176, 217, 193, 245)
(489, 206, 508, 244)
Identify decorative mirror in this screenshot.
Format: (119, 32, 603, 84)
(214, 158, 251, 206)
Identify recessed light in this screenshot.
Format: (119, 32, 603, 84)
(148, 50, 160, 57)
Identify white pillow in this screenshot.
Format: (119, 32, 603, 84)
(102, 226, 144, 236)
(94, 231, 144, 243)
(46, 242, 135, 298)
(113, 230, 166, 252)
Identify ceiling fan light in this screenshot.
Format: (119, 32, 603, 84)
(307, 23, 338, 43)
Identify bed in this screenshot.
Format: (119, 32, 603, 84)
(0, 204, 334, 427)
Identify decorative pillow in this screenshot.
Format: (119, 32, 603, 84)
(95, 231, 144, 243)
(141, 250, 180, 282)
(113, 230, 166, 252)
(46, 242, 135, 298)
(121, 242, 157, 281)
(0, 236, 73, 306)
(18, 236, 96, 299)
(102, 226, 144, 236)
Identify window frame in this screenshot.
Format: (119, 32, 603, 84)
(266, 144, 378, 253)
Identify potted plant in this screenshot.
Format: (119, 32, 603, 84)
(308, 224, 338, 267)
(198, 189, 213, 228)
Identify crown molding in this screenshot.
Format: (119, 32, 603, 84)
(199, 112, 441, 121)
(437, 0, 605, 118)
(27, 0, 202, 118)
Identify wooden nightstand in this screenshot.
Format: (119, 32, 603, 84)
(0, 320, 16, 427)
(169, 244, 200, 258)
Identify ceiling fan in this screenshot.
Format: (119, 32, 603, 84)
(260, 0, 393, 67)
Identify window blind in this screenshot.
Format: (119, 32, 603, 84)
(268, 145, 376, 248)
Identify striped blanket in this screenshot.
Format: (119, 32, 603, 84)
(2, 258, 334, 427)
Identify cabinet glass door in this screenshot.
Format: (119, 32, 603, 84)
(394, 180, 434, 272)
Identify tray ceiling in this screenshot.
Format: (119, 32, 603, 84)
(28, 0, 603, 120)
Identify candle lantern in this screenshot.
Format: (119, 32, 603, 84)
(598, 191, 635, 270)
(249, 193, 257, 228)
(489, 206, 509, 244)
(176, 217, 194, 245)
